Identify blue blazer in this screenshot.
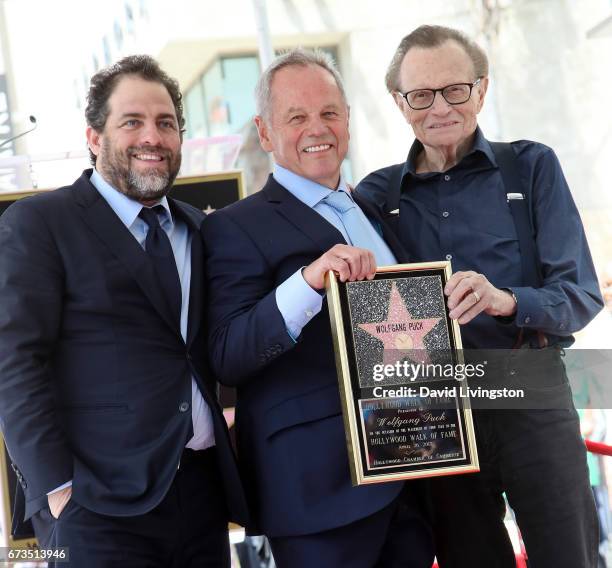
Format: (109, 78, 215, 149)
(0, 170, 248, 527)
(203, 175, 411, 537)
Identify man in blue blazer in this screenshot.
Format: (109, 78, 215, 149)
(0, 55, 247, 567)
(203, 48, 433, 568)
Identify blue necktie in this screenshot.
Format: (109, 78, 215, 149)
(139, 206, 182, 325)
(323, 190, 397, 266)
(323, 190, 383, 257)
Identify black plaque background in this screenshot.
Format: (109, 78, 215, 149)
(0, 172, 244, 217)
(169, 173, 244, 211)
(336, 268, 475, 480)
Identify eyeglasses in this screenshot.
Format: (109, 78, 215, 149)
(398, 78, 482, 110)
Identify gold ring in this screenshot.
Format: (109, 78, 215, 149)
(472, 290, 481, 303)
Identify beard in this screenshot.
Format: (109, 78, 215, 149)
(99, 139, 181, 202)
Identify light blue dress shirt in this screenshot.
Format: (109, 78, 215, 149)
(90, 169, 215, 451)
(274, 165, 397, 340)
(49, 170, 216, 496)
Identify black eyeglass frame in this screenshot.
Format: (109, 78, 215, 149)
(398, 78, 483, 110)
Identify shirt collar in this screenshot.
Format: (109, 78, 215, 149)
(90, 168, 173, 230)
(471, 127, 497, 166)
(402, 126, 497, 180)
(273, 164, 352, 207)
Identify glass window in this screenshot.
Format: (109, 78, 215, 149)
(221, 56, 260, 134)
(201, 60, 226, 136)
(184, 55, 259, 139)
(185, 81, 207, 139)
(183, 47, 339, 140)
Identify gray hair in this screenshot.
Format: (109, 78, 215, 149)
(385, 25, 489, 93)
(255, 47, 348, 122)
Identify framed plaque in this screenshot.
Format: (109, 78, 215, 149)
(169, 171, 246, 214)
(0, 171, 245, 217)
(326, 262, 479, 485)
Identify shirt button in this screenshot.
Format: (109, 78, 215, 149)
(442, 211, 450, 218)
(559, 322, 566, 330)
(445, 254, 452, 261)
(179, 402, 190, 413)
(305, 310, 313, 318)
(444, 175, 451, 181)
(524, 316, 531, 324)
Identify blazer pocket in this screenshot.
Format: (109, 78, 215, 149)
(62, 403, 129, 414)
(263, 384, 342, 438)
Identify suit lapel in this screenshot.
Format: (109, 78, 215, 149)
(263, 175, 410, 263)
(72, 171, 181, 335)
(263, 176, 347, 254)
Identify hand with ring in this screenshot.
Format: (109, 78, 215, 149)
(444, 271, 517, 324)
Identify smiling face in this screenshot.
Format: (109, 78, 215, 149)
(86, 75, 182, 203)
(255, 64, 350, 189)
(394, 40, 488, 156)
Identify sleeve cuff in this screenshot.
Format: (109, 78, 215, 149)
(511, 286, 541, 328)
(494, 288, 518, 325)
(275, 268, 324, 340)
(47, 480, 73, 495)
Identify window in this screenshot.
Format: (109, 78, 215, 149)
(183, 47, 338, 139)
(185, 56, 260, 139)
(185, 81, 207, 139)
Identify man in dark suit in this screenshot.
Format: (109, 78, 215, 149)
(203, 48, 433, 568)
(0, 55, 247, 567)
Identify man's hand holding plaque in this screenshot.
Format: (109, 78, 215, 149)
(303, 244, 376, 291)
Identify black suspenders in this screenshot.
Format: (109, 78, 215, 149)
(388, 142, 542, 288)
(489, 142, 542, 289)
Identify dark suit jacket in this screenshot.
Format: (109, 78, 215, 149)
(203, 175, 411, 538)
(0, 170, 248, 527)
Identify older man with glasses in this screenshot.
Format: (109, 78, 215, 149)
(357, 25, 603, 568)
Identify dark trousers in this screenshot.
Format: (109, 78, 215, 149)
(269, 484, 434, 568)
(31, 448, 230, 568)
(432, 350, 598, 568)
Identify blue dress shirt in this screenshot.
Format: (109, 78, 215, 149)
(356, 127, 603, 349)
(274, 165, 397, 339)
